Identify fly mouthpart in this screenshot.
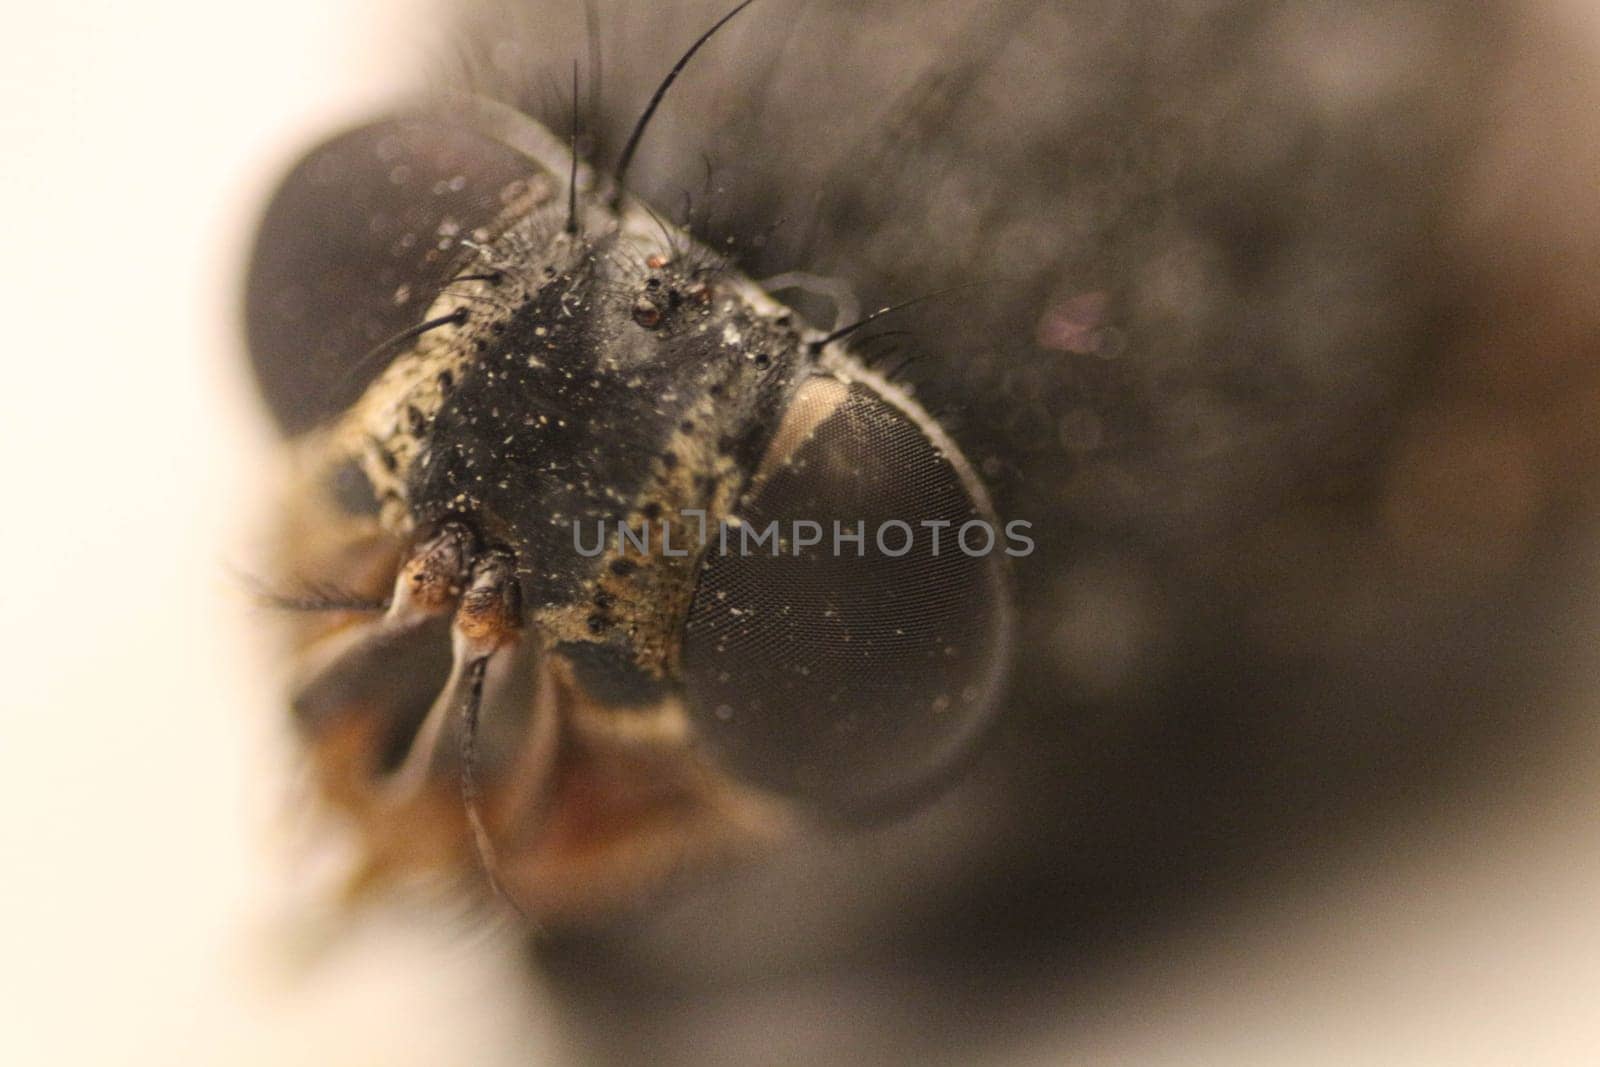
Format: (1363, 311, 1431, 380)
(362, 529, 541, 920)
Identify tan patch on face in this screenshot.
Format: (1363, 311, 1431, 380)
(323, 199, 577, 538)
(538, 397, 754, 677)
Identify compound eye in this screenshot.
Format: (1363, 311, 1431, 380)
(244, 116, 542, 434)
(681, 375, 1014, 814)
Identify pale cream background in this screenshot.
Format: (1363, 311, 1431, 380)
(2, 2, 1599, 1064)
(0, 2, 556, 1063)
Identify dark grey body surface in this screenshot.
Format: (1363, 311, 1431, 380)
(407, 231, 800, 606)
(387, 0, 1587, 1060)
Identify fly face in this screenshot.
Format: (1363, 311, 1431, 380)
(246, 106, 1013, 919)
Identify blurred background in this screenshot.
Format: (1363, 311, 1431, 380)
(4, 1, 1600, 1064)
(0, 2, 561, 1062)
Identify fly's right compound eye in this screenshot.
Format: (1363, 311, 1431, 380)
(681, 374, 1015, 816)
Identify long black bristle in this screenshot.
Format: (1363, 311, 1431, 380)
(566, 61, 581, 236)
(609, 0, 760, 208)
(808, 284, 980, 354)
(330, 308, 470, 412)
(582, 0, 604, 157)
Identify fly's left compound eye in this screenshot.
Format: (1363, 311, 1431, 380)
(681, 375, 1015, 815)
(243, 116, 543, 434)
